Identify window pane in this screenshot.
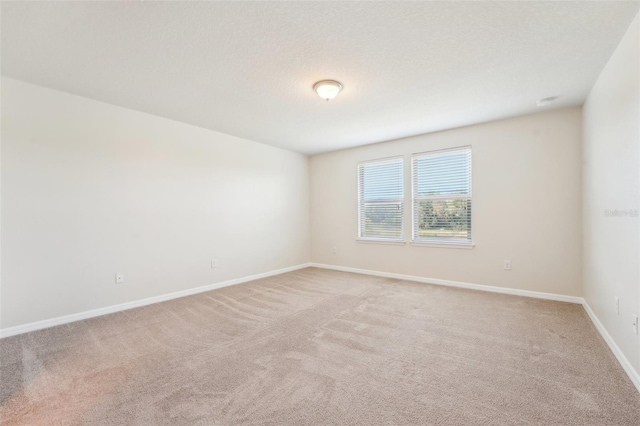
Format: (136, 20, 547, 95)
(412, 147, 472, 243)
(361, 160, 403, 200)
(358, 157, 404, 240)
(362, 202, 403, 239)
(415, 199, 471, 240)
(415, 150, 470, 196)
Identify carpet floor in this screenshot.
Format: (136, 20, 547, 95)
(0, 267, 639, 425)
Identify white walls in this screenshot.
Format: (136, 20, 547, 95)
(583, 14, 640, 375)
(1, 77, 310, 329)
(310, 108, 583, 297)
(1, 77, 583, 332)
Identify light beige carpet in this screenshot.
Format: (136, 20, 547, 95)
(1, 267, 639, 425)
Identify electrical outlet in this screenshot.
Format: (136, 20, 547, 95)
(614, 297, 620, 315)
(115, 274, 124, 284)
(332, 246, 337, 255)
(633, 315, 638, 335)
(503, 260, 511, 271)
(211, 259, 218, 268)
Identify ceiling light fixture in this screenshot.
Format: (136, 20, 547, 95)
(313, 80, 343, 101)
(536, 96, 558, 107)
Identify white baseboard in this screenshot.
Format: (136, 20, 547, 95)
(309, 262, 639, 394)
(0, 263, 312, 339)
(582, 301, 640, 393)
(3, 261, 638, 395)
(309, 263, 583, 304)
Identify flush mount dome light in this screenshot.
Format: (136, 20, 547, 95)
(313, 80, 343, 101)
(536, 96, 558, 107)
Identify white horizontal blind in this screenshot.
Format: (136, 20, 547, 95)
(412, 147, 472, 244)
(358, 157, 404, 240)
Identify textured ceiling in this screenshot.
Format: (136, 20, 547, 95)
(2, 1, 639, 154)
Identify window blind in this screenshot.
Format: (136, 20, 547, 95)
(358, 157, 404, 240)
(412, 147, 472, 244)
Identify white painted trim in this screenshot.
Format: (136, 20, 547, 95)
(309, 263, 583, 304)
(310, 262, 640, 394)
(582, 301, 640, 394)
(410, 242, 475, 249)
(356, 238, 406, 246)
(0, 263, 312, 339)
(3, 261, 638, 396)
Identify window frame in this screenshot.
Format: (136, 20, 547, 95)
(411, 146, 473, 248)
(357, 156, 406, 243)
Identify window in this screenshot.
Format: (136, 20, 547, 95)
(412, 147, 472, 245)
(358, 157, 404, 241)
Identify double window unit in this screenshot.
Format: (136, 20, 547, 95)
(358, 146, 472, 247)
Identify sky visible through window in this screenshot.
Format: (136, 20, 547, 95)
(415, 151, 470, 196)
(362, 160, 403, 200)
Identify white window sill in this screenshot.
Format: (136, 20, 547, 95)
(356, 238, 406, 246)
(410, 241, 475, 249)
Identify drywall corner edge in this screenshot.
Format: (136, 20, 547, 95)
(308, 263, 639, 394)
(582, 300, 640, 394)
